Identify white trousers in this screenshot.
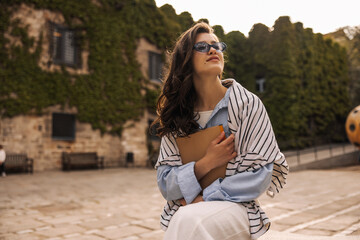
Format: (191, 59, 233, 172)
(164, 201, 251, 240)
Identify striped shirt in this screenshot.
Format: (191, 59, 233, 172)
(155, 79, 289, 239)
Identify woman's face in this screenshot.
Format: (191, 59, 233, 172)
(192, 33, 224, 78)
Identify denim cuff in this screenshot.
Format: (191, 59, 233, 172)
(177, 162, 202, 204)
(203, 178, 227, 201)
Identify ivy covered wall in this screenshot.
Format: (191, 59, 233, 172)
(0, 0, 192, 135)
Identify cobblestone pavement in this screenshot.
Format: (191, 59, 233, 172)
(1, 165, 360, 240)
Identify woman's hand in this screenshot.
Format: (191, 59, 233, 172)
(205, 132, 237, 168)
(179, 195, 204, 206)
(194, 132, 237, 180)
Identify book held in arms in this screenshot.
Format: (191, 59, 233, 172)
(176, 125, 227, 189)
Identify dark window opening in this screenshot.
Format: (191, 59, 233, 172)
(52, 113, 76, 141)
(256, 78, 266, 93)
(49, 22, 80, 67)
(149, 52, 162, 82)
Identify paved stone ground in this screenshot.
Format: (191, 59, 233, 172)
(1, 165, 360, 240)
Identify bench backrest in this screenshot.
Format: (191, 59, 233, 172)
(6, 154, 27, 166)
(63, 152, 98, 164)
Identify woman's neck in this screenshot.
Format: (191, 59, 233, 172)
(193, 75, 227, 112)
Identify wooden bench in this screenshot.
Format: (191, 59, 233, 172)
(62, 152, 104, 171)
(5, 154, 34, 174)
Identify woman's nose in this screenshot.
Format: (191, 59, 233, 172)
(208, 47, 216, 54)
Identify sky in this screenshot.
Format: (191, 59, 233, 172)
(155, 0, 360, 36)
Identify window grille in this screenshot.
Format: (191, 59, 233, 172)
(149, 52, 162, 82)
(52, 113, 76, 141)
(49, 22, 80, 67)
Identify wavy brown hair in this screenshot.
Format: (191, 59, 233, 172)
(153, 22, 217, 137)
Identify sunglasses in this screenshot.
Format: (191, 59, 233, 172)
(193, 42, 227, 53)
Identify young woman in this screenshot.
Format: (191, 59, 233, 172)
(154, 22, 289, 240)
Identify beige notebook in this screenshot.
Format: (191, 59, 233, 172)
(176, 125, 227, 189)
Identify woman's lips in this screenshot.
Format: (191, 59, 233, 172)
(206, 56, 220, 61)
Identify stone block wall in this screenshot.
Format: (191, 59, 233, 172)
(120, 111, 150, 168)
(0, 108, 150, 171)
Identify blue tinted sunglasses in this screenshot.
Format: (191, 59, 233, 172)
(193, 42, 227, 53)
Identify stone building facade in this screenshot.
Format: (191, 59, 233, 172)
(0, 4, 162, 171)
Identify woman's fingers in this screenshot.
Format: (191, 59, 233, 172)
(221, 133, 234, 145)
(212, 132, 235, 146)
(226, 145, 234, 152)
(212, 131, 226, 144)
(204, 132, 237, 169)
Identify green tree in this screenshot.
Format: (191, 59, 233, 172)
(213, 25, 225, 40)
(178, 11, 194, 32)
(348, 27, 360, 107)
(248, 23, 271, 93)
(262, 16, 302, 145)
(309, 35, 350, 142)
(197, 18, 209, 24)
(223, 31, 252, 90)
(257, 17, 351, 147)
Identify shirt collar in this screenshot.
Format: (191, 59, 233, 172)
(206, 83, 232, 121)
